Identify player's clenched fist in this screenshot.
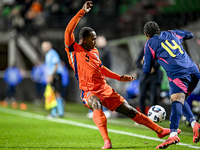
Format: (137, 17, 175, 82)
(82, 1, 93, 13)
(120, 75, 136, 82)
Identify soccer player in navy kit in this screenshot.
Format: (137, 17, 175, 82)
(143, 21, 200, 149)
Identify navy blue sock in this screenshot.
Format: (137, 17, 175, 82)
(170, 101, 183, 132)
(182, 101, 195, 124)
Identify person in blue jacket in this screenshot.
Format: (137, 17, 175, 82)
(143, 21, 200, 149)
(60, 61, 70, 99)
(31, 62, 47, 105)
(4, 65, 23, 102)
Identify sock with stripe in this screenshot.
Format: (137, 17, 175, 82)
(131, 112, 163, 134)
(93, 109, 110, 142)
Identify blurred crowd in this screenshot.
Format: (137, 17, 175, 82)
(1, 0, 199, 39)
(0, 0, 84, 32)
(3, 60, 69, 105)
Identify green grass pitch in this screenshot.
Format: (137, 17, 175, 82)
(0, 102, 200, 150)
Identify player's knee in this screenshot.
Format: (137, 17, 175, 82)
(116, 102, 138, 118)
(88, 95, 102, 110)
(171, 93, 185, 105)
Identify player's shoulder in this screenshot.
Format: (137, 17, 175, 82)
(160, 30, 172, 37)
(147, 35, 160, 45)
(93, 47, 99, 52)
(72, 42, 85, 52)
(92, 47, 99, 54)
(157, 31, 176, 41)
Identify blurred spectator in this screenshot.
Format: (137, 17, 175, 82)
(41, 41, 64, 118)
(31, 62, 47, 106)
(160, 66, 170, 104)
(2, 4, 12, 30)
(97, 35, 112, 70)
(25, 0, 45, 30)
(10, 5, 25, 32)
(125, 70, 140, 100)
(26, 0, 42, 20)
(186, 63, 200, 111)
(136, 47, 162, 115)
(4, 65, 23, 103)
(60, 61, 70, 99)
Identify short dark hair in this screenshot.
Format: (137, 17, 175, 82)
(79, 27, 94, 40)
(143, 21, 160, 38)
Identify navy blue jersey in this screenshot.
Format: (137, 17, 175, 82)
(143, 30, 199, 80)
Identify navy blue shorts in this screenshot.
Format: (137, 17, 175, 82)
(51, 74, 62, 93)
(169, 73, 200, 96)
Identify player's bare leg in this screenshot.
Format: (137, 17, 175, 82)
(88, 95, 112, 149)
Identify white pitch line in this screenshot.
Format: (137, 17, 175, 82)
(0, 107, 200, 149)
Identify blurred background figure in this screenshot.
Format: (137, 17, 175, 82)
(9, 5, 25, 32)
(87, 35, 112, 118)
(136, 47, 162, 115)
(41, 41, 64, 118)
(97, 35, 112, 71)
(125, 70, 140, 101)
(160, 66, 170, 104)
(186, 63, 200, 121)
(60, 61, 70, 101)
(31, 62, 47, 106)
(4, 65, 23, 103)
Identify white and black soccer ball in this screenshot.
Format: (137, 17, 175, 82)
(147, 105, 166, 123)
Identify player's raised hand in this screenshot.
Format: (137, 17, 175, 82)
(120, 75, 136, 82)
(82, 1, 93, 13)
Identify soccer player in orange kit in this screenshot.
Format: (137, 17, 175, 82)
(64, 1, 179, 149)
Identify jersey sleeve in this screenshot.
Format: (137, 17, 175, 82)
(171, 30, 193, 42)
(64, 9, 85, 52)
(100, 65, 121, 81)
(143, 42, 155, 74)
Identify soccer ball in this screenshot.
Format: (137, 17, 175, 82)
(147, 105, 166, 123)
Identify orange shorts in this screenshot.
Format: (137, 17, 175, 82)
(80, 83, 125, 111)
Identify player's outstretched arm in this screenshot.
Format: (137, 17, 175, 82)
(64, 1, 93, 48)
(172, 30, 193, 41)
(100, 65, 135, 82)
(120, 75, 136, 82)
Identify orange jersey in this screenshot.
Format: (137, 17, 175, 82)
(65, 9, 121, 92)
(67, 42, 106, 91)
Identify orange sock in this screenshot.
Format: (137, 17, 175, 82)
(93, 109, 110, 141)
(131, 112, 163, 134)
